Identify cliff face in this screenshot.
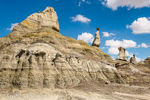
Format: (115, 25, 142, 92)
(0, 7, 150, 91)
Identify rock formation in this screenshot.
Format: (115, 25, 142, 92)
(116, 47, 129, 61)
(92, 27, 101, 47)
(130, 54, 137, 64)
(0, 7, 150, 100)
(6, 7, 59, 38)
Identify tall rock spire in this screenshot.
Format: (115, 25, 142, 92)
(92, 27, 101, 47)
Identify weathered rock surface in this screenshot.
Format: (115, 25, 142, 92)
(92, 28, 101, 47)
(130, 54, 137, 64)
(116, 47, 129, 61)
(0, 42, 124, 89)
(6, 7, 59, 38)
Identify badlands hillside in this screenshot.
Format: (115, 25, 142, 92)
(0, 7, 150, 100)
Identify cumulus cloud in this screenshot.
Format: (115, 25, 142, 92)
(102, 32, 115, 37)
(70, 14, 91, 23)
(136, 57, 142, 62)
(77, 32, 94, 43)
(141, 43, 149, 48)
(101, 47, 109, 49)
(108, 47, 119, 55)
(127, 17, 150, 34)
(105, 39, 137, 48)
(6, 23, 19, 31)
(101, 0, 150, 10)
(137, 43, 149, 48)
(137, 45, 141, 48)
(105, 39, 137, 55)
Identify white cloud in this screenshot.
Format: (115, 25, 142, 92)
(101, 0, 150, 10)
(136, 43, 149, 48)
(70, 14, 91, 23)
(127, 17, 150, 34)
(101, 47, 109, 49)
(101, 2, 105, 5)
(105, 39, 137, 48)
(78, 0, 91, 6)
(141, 43, 149, 48)
(108, 47, 119, 55)
(78, 1, 81, 6)
(105, 39, 137, 55)
(6, 23, 19, 31)
(77, 32, 94, 43)
(137, 45, 141, 48)
(102, 32, 115, 37)
(126, 51, 133, 57)
(136, 57, 142, 62)
(86, 1, 91, 4)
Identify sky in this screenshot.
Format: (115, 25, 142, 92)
(0, 0, 150, 62)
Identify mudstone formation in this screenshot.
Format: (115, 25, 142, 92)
(0, 7, 150, 100)
(92, 27, 101, 47)
(116, 47, 129, 61)
(6, 7, 59, 37)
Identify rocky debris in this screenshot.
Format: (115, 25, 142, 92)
(92, 28, 101, 47)
(130, 54, 137, 64)
(6, 7, 59, 37)
(116, 47, 129, 61)
(114, 60, 150, 86)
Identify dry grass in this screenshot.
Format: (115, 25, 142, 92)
(0, 30, 113, 63)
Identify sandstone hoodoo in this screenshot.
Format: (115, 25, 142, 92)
(6, 7, 59, 38)
(92, 27, 101, 47)
(130, 54, 137, 64)
(116, 47, 129, 61)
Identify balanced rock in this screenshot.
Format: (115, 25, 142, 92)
(7, 7, 59, 37)
(92, 28, 101, 47)
(116, 47, 129, 61)
(130, 54, 137, 64)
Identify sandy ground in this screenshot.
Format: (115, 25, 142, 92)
(0, 82, 150, 100)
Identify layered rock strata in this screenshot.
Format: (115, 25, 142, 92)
(6, 7, 59, 38)
(0, 42, 124, 89)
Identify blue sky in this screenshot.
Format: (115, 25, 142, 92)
(1, 0, 150, 61)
